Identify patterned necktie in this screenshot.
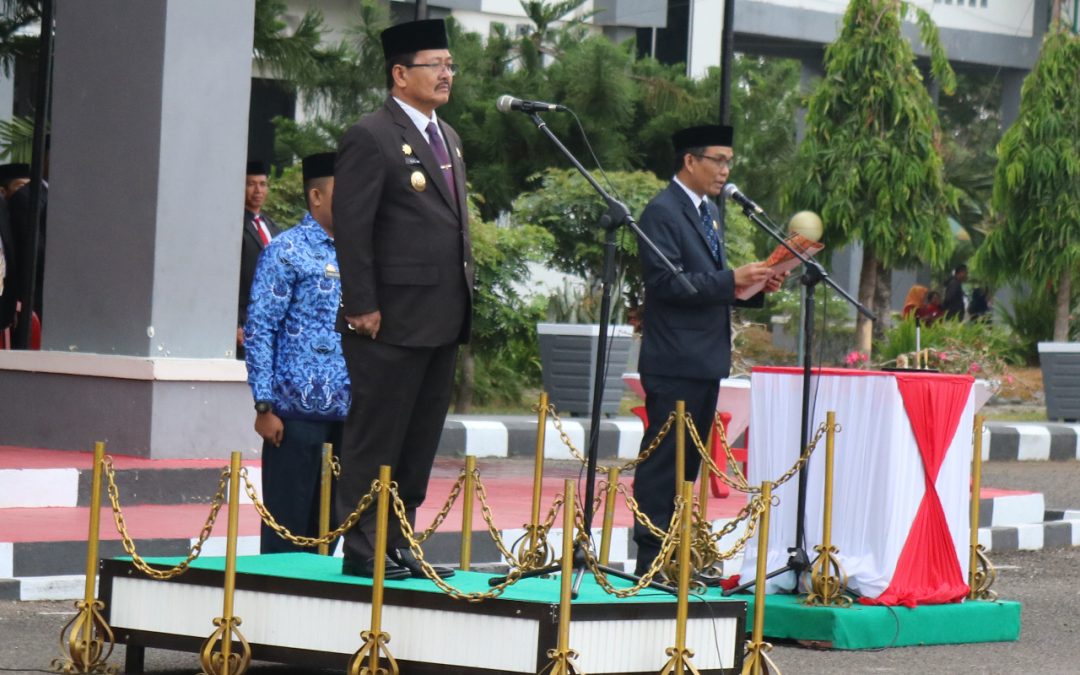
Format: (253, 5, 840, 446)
(699, 201, 721, 262)
(426, 121, 457, 197)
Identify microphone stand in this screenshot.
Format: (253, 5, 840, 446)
(488, 111, 694, 597)
(722, 201, 874, 597)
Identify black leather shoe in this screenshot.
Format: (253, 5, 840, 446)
(341, 556, 411, 581)
(391, 547, 455, 579)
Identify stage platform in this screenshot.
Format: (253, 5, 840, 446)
(99, 552, 1022, 673)
(100, 553, 747, 674)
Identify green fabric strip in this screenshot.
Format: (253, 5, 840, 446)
(740, 593, 1021, 650)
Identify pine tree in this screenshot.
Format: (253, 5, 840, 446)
(973, 21, 1080, 341)
(784, 0, 956, 353)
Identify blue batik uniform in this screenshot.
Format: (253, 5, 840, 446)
(243, 212, 349, 555)
(245, 213, 350, 420)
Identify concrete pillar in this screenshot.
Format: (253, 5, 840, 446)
(45, 0, 251, 357)
(688, 0, 723, 79)
(796, 59, 824, 145)
(1000, 69, 1025, 131)
(0, 0, 260, 458)
(0, 71, 13, 121)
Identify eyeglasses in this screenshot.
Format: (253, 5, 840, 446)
(403, 62, 459, 75)
(695, 154, 734, 169)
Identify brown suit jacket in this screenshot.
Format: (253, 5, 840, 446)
(333, 98, 473, 347)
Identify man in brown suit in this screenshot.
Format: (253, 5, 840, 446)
(332, 18, 472, 579)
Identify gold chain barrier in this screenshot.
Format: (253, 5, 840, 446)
(711, 412, 750, 488)
(241, 467, 377, 547)
(392, 482, 528, 602)
(547, 402, 676, 474)
(105, 456, 229, 580)
(198, 452, 252, 675)
(688, 412, 830, 496)
(53, 441, 116, 675)
(968, 414, 997, 600)
(582, 495, 686, 599)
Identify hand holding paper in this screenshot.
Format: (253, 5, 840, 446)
(735, 232, 824, 300)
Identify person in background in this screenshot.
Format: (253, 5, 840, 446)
(0, 163, 30, 199)
(941, 264, 968, 321)
(901, 284, 928, 319)
(916, 290, 943, 325)
(0, 167, 20, 345)
(244, 152, 349, 554)
(968, 287, 991, 323)
(8, 154, 46, 344)
(238, 159, 280, 359)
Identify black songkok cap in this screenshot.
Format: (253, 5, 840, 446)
(0, 163, 30, 182)
(302, 152, 336, 181)
(380, 19, 449, 61)
(246, 159, 270, 176)
(671, 125, 734, 152)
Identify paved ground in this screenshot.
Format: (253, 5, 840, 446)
(2, 461, 1078, 675)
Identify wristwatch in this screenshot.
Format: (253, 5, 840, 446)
(254, 401, 273, 414)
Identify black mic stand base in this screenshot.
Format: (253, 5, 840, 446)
(721, 546, 810, 596)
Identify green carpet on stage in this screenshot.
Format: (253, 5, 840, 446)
(130, 552, 719, 605)
(737, 592, 1022, 650)
(128, 553, 1021, 649)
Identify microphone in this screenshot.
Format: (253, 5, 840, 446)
(496, 95, 567, 114)
(721, 183, 763, 214)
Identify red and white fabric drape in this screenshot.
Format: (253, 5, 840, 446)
(738, 367, 975, 605)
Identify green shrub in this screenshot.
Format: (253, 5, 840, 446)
(875, 315, 1024, 377)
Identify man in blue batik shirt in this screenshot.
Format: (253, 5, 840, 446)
(244, 152, 349, 554)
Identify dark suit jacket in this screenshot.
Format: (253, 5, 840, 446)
(637, 181, 761, 381)
(942, 276, 964, 320)
(239, 210, 280, 327)
(333, 98, 474, 347)
(0, 195, 15, 330)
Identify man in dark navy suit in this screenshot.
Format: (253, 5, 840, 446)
(632, 125, 784, 576)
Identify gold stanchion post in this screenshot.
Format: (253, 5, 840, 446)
(53, 440, 116, 674)
(697, 424, 717, 569)
(541, 479, 582, 674)
(675, 400, 686, 490)
(742, 482, 779, 675)
(599, 465, 619, 566)
(521, 391, 549, 569)
(968, 414, 997, 600)
(804, 412, 851, 607)
(660, 481, 699, 674)
(348, 465, 398, 675)
(698, 424, 712, 515)
(318, 443, 333, 556)
(460, 455, 476, 571)
(199, 451, 252, 675)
